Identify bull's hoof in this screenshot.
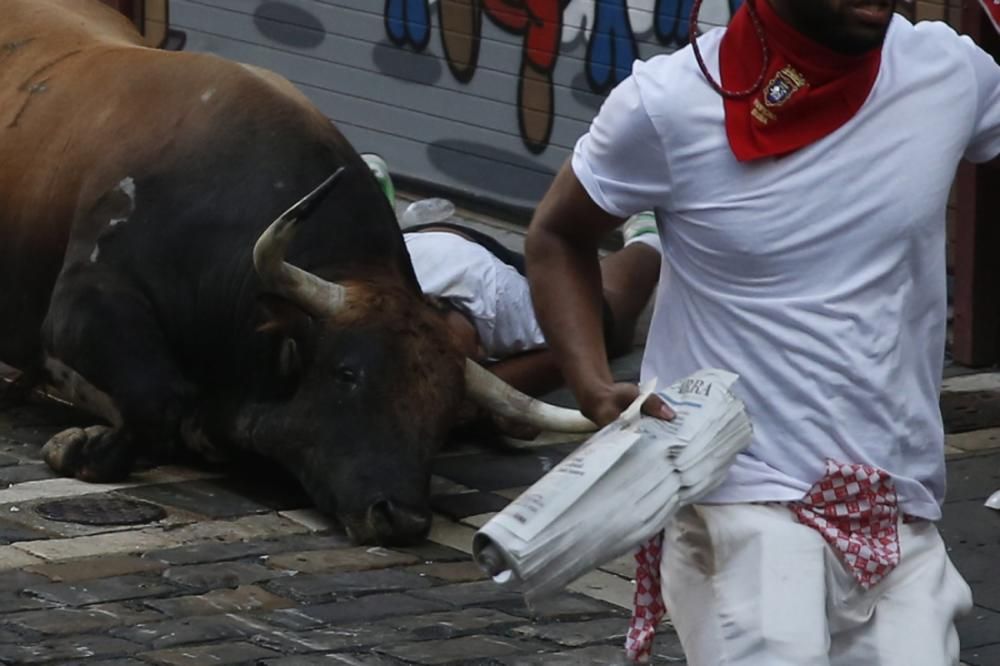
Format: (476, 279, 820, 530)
(42, 425, 129, 482)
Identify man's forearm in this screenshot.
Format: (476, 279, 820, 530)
(526, 200, 614, 399)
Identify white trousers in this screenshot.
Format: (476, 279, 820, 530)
(660, 504, 973, 666)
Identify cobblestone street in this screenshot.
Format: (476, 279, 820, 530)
(0, 206, 997, 665)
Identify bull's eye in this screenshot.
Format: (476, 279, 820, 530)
(334, 365, 360, 387)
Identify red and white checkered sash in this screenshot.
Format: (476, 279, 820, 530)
(791, 459, 901, 588)
(623, 459, 903, 663)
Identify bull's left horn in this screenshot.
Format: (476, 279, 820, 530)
(254, 168, 348, 313)
(464, 359, 598, 433)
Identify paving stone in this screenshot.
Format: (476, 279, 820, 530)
(942, 373, 1000, 393)
(0, 453, 22, 468)
(144, 539, 276, 566)
(269, 593, 449, 627)
(18, 513, 310, 561)
(279, 508, 339, 531)
(957, 605, 1000, 649)
(0, 627, 28, 642)
(948, 427, 1000, 453)
(432, 447, 574, 491)
(376, 607, 524, 640)
(393, 540, 470, 563)
(505, 593, 624, 620)
(425, 519, 476, 556)
(376, 634, 548, 665)
(4, 601, 166, 635)
(71, 660, 148, 666)
(459, 512, 496, 528)
(430, 491, 511, 519)
(23, 573, 180, 607)
(0, 466, 220, 507)
(962, 643, 1000, 666)
(0, 635, 143, 664)
(410, 579, 526, 609)
(249, 624, 391, 654)
(0, 568, 50, 590)
(0, 592, 55, 614)
(943, 390, 1000, 434)
(208, 474, 313, 512)
(265, 569, 434, 602)
(144, 584, 295, 617)
(512, 617, 628, 647)
(0, 544, 44, 570)
(494, 644, 644, 665)
(25, 554, 166, 582)
(429, 475, 475, 495)
(598, 553, 637, 579)
(162, 560, 286, 591)
(113, 613, 272, 649)
(143, 533, 350, 565)
(265, 546, 419, 574)
(140, 640, 281, 665)
(14, 526, 175, 561)
(495, 486, 531, 501)
(0, 463, 58, 486)
(261, 655, 401, 665)
(120, 480, 275, 518)
(408, 560, 487, 583)
(567, 569, 637, 610)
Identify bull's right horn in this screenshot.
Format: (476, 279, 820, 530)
(254, 168, 348, 315)
(464, 359, 598, 433)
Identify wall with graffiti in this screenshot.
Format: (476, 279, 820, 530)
(170, 0, 740, 210)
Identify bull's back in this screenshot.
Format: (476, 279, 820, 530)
(0, 0, 337, 366)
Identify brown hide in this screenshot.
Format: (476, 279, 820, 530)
(0, 0, 338, 365)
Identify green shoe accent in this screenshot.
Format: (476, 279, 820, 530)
(623, 211, 657, 244)
(361, 153, 395, 208)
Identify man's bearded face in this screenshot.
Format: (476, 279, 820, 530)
(776, 0, 897, 55)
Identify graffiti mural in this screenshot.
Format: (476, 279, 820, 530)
(384, 0, 741, 153)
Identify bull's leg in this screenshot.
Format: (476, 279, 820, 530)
(39, 271, 195, 482)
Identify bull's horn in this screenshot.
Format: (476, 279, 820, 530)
(464, 359, 598, 433)
(254, 168, 348, 313)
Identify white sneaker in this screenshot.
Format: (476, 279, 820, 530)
(623, 211, 661, 253)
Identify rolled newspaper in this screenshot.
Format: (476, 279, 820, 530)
(473, 368, 753, 601)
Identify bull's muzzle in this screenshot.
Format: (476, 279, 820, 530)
(364, 498, 432, 545)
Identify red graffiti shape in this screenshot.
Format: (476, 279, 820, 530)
(482, 0, 560, 71)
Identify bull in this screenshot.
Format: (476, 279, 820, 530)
(0, 0, 595, 545)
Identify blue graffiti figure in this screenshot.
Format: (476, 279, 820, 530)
(655, 0, 743, 46)
(384, 0, 432, 51)
(587, 0, 638, 93)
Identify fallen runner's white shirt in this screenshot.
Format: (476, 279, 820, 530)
(572, 17, 1000, 520)
(404, 231, 548, 358)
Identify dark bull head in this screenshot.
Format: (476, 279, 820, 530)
(249, 168, 597, 545)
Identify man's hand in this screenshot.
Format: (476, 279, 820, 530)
(580, 381, 676, 427)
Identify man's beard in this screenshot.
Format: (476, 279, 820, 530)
(785, 0, 896, 55)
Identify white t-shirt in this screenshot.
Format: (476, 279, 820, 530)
(404, 231, 547, 358)
(572, 17, 1000, 520)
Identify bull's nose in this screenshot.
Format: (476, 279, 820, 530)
(367, 499, 432, 545)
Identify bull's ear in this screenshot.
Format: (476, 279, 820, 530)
(255, 295, 312, 397)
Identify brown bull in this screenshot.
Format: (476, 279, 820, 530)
(0, 0, 594, 545)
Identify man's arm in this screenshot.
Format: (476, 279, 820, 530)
(525, 162, 673, 426)
(487, 349, 564, 398)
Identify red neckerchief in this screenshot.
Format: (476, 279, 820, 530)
(720, 0, 883, 162)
